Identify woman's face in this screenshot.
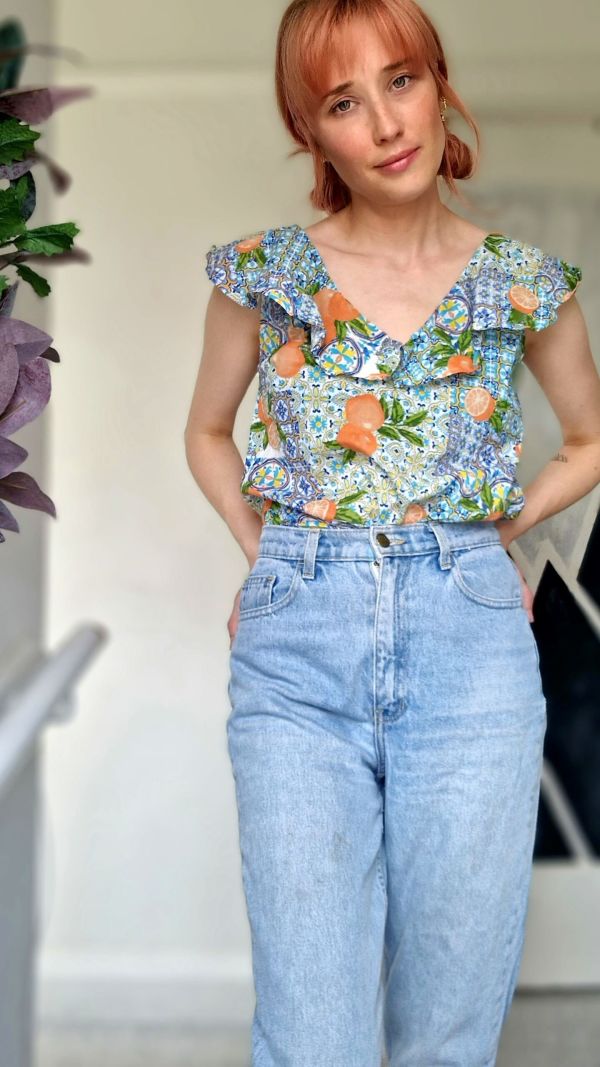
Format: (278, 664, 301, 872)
(310, 18, 445, 206)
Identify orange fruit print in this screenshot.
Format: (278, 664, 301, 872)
(313, 288, 362, 346)
(345, 394, 386, 430)
(235, 233, 266, 253)
(508, 284, 540, 314)
(336, 422, 378, 456)
(464, 387, 496, 422)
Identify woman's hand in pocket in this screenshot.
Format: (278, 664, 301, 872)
(515, 564, 535, 623)
(227, 587, 242, 649)
(495, 523, 535, 623)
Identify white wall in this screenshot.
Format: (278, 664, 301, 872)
(38, 0, 600, 1025)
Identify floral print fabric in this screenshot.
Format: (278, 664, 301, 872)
(205, 224, 582, 527)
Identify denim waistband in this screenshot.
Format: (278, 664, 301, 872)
(257, 520, 504, 567)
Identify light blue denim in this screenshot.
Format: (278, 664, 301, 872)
(226, 520, 547, 1067)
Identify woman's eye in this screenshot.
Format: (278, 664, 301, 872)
(331, 98, 352, 115)
(392, 74, 412, 90)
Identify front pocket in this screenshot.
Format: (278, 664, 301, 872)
(238, 556, 303, 619)
(450, 543, 523, 608)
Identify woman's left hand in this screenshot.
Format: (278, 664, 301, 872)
(513, 563, 535, 623)
(495, 525, 535, 623)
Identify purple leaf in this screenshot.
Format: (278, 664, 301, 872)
(0, 281, 19, 317)
(0, 499, 19, 533)
(0, 343, 19, 412)
(0, 470, 56, 517)
(0, 316, 54, 364)
(0, 356, 51, 435)
(0, 434, 28, 477)
(0, 84, 95, 123)
(0, 155, 35, 180)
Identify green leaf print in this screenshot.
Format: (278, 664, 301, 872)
(402, 410, 428, 427)
(481, 481, 495, 509)
(349, 316, 372, 337)
(236, 246, 267, 269)
(560, 261, 582, 291)
(338, 490, 368, 505)
(302, 346, 318, 366)
(391, 397, 405, 424)
(298, 280, 321, 296)
(459, 497, 485, 514)
(378, 425, 425, 446)
(488, 398, 510, 434)
(334, 506, 366, 523)
(457, 328, 473, 353)
(323, 440, 358, 464)
(428, 342, 456, 357)
(508, 308, 536, 329)
(483, 234, 510, 258)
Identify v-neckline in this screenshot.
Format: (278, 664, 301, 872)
(292, 223, 497, 350)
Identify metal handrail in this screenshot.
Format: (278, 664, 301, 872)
(0, 623, 109, 803)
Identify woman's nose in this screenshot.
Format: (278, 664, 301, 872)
(369, 103, 405, 143)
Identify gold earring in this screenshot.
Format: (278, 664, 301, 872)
(440, 96, 448, 123)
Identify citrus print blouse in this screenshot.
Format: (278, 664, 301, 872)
(205, 224, 582, 528)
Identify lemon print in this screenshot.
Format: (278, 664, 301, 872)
(248, 459, 291, 492)
(456, 468, 487, 495)
(436, 296, 470, 333)
(319, 338, 362, 375)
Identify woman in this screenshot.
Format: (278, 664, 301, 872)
(185, 0, 600, 1063)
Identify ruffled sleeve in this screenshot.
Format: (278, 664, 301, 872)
(204, 230, 268, 309)
(508, 251, 582, 332)
(470, 240, 583, 333)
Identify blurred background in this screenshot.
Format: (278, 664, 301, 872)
(0, 1, 598, 1065)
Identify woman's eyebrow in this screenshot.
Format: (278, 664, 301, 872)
(320, 57, 412, 103)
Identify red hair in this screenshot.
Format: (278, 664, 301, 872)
(275, 0, 481, 214)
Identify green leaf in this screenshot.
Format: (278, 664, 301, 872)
(13, 221, 80, 255)
(0, 116, 40, 165)
(0, 186, 27, 243)
(14, 262, 50, 296)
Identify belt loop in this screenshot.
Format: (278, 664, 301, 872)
(428, 521, 452, 570)
(302, 528, 320, 579)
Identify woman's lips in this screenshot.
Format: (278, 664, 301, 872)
(375, 147, 421, 173)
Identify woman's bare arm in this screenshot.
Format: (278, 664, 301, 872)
(495, 295, 600, 547)
(184, 286, 263, 567)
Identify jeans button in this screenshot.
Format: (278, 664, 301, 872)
(376, 532, 390, 546)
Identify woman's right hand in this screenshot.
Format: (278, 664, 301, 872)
(227, 586, 243, 649)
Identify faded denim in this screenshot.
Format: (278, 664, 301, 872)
(226, 520, 547, 1067)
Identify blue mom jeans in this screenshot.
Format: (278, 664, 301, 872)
(226, 519, 547, 1067)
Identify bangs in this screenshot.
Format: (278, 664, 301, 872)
(284, 0, 436, 123)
